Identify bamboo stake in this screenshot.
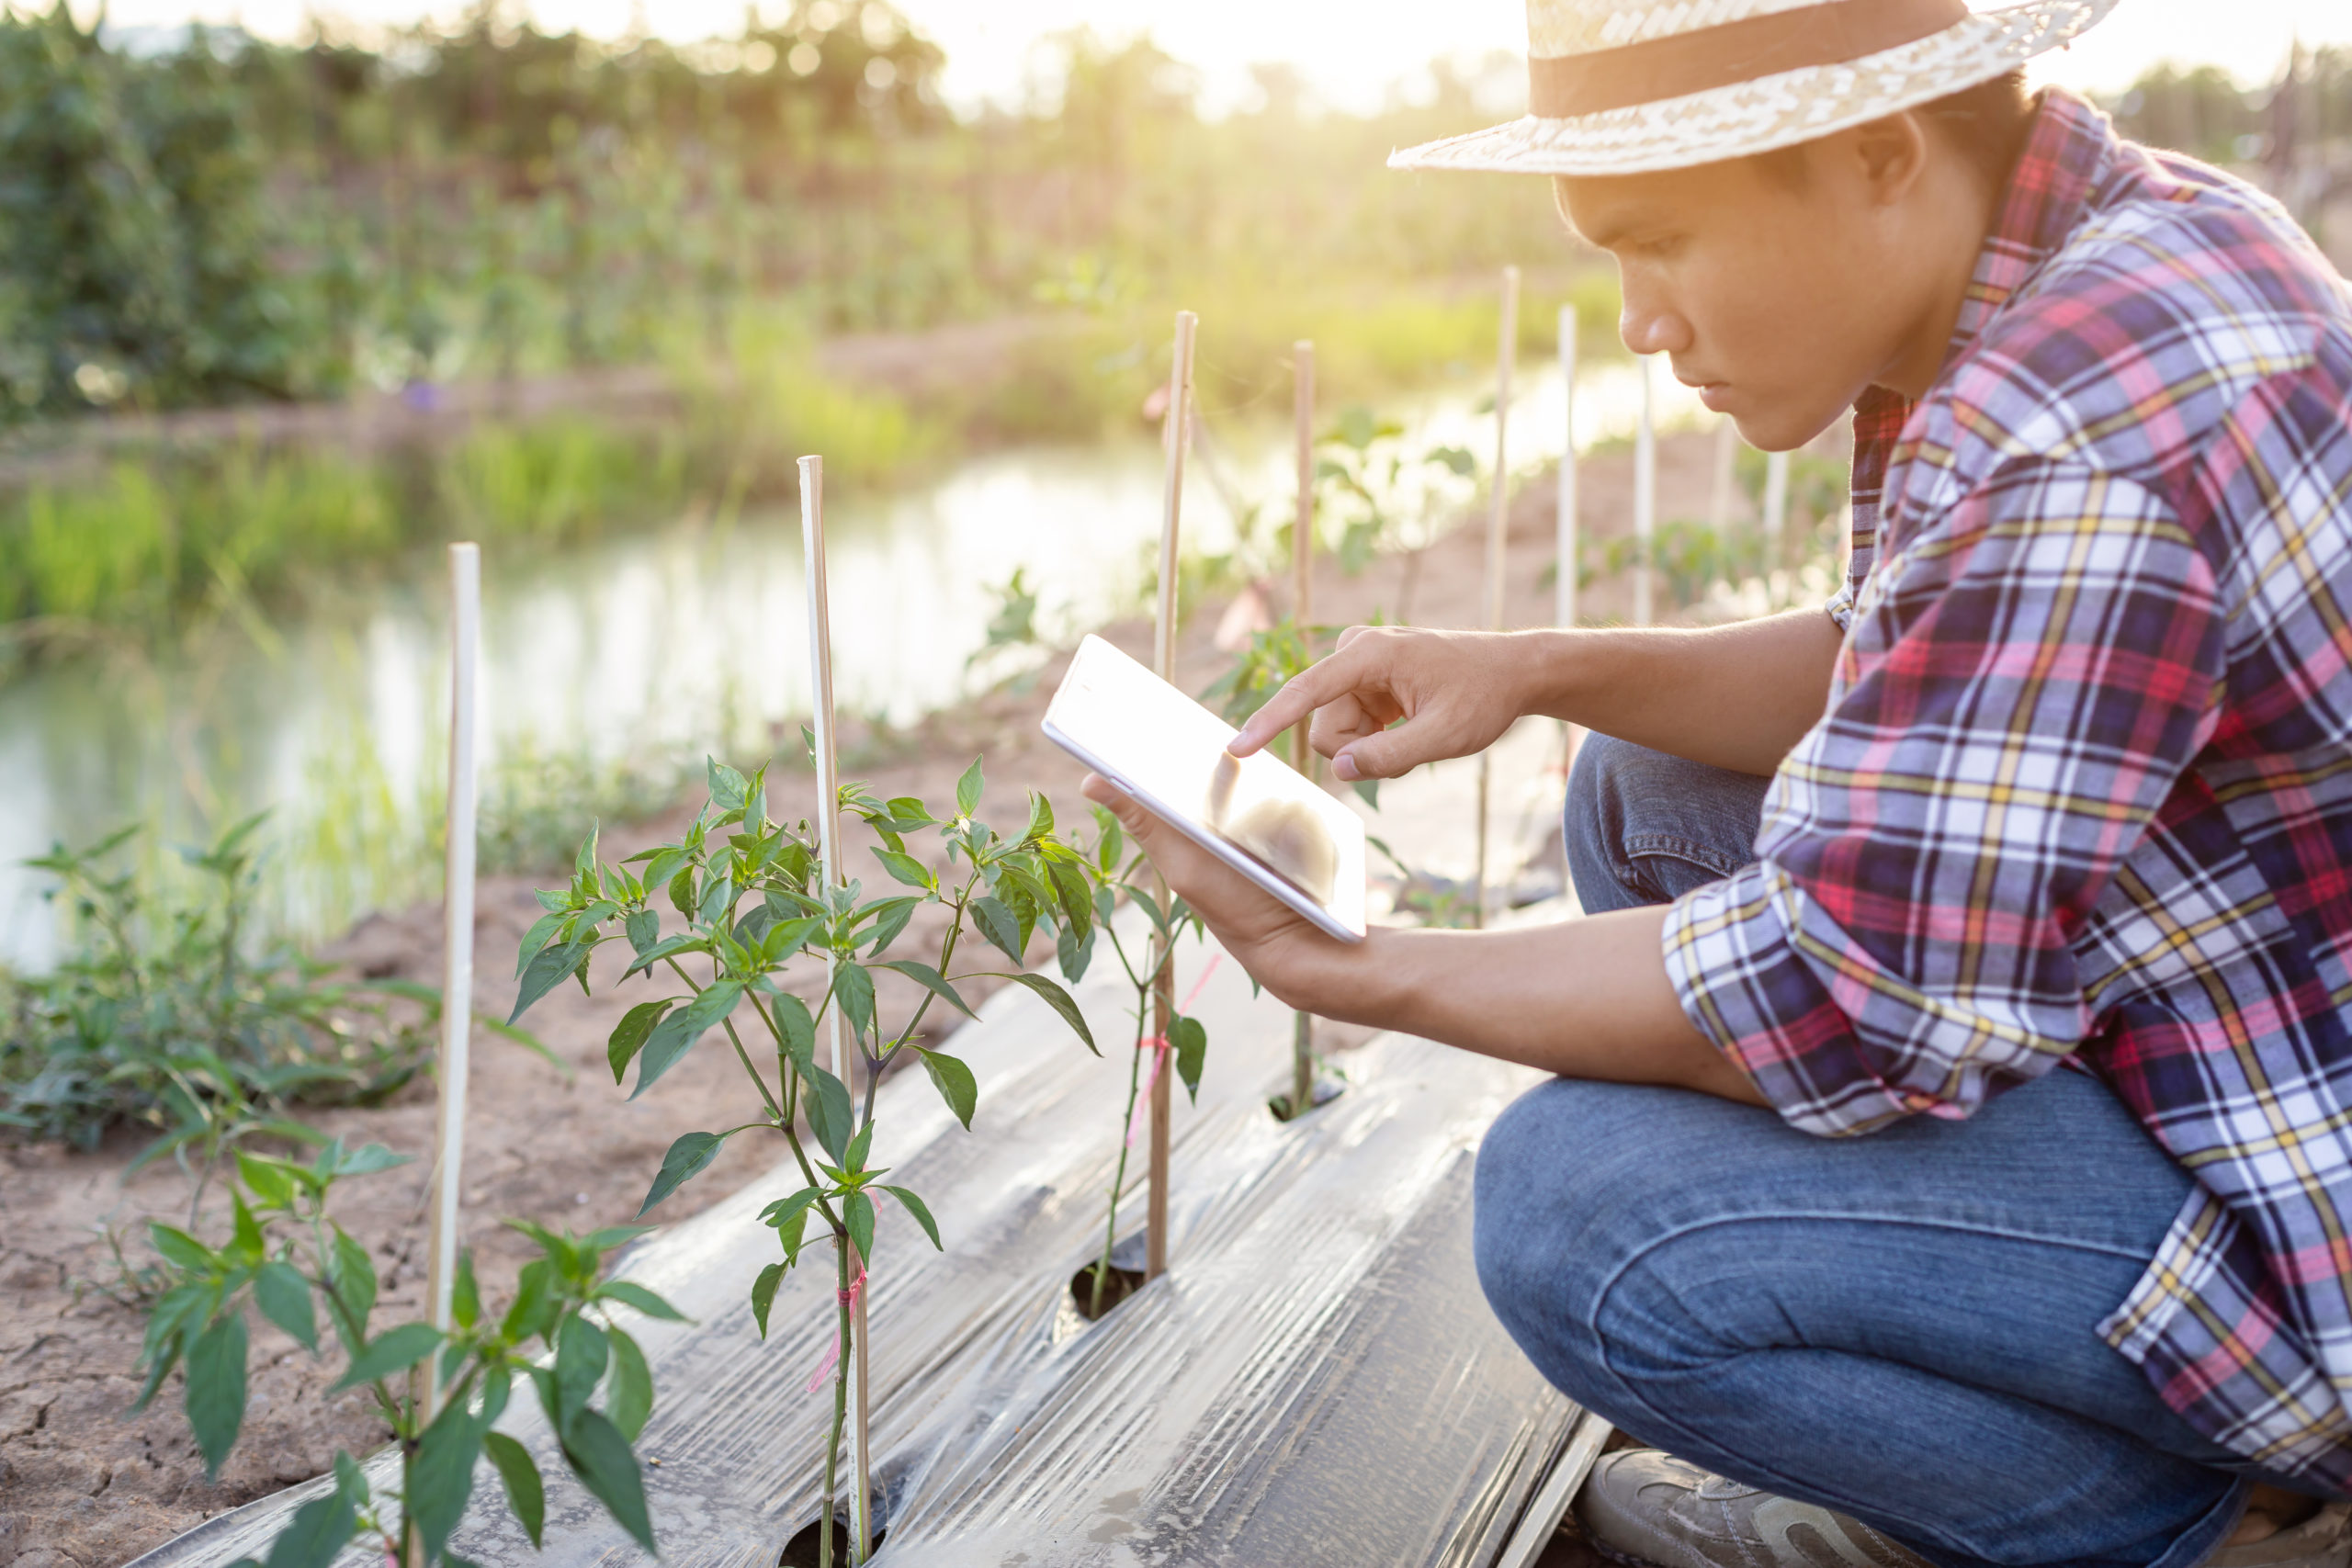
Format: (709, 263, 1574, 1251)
(1289, 339, 1315, 1121)
(1634, 355, 1657, 628)
(1555, 306, 1578, 631)
(1473, 267, 1518, 929)
(422, 543, 480, 1417)
(799, 455, 871, 1564)
(1148, 311, 1196, 1281)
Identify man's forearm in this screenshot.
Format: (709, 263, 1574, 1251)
(1308, 908, 1769, 1107)
(1515, 608, 1843, 776)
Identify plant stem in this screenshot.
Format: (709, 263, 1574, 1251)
(664, 955, 785, 1122)
(820, 1233, 854, 1568)
(1091, 994, 1150, 1318)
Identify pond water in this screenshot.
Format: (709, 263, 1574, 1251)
(0, 357, 1709, 968)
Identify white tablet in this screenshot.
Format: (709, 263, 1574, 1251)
(1041, 635, 1367, 942)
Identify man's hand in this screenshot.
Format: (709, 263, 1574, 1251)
(1227, 626, 1526, 781)
(1079, 772, 1366, 1017)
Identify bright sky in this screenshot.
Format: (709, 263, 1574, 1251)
(89, 0, 2352, 111)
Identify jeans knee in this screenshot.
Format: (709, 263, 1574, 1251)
(1563, 733, 1638, 913)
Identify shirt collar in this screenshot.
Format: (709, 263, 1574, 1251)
(1947, 87, 2115, 364)
(1849, 91, 2117, 477)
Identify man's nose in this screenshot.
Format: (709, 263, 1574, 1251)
(1618, 299, 1693, 357)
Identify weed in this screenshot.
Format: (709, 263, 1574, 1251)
(0, 817, 548, 1211)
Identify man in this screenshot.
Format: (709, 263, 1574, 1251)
(1080, 1, 2352, 1564)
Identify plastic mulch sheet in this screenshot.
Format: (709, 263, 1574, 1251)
(131, 924, 1597, 1568)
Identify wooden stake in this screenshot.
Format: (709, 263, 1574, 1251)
(1290, 339, 1315, 1121)
(1634, 355, 1657, 628)
(422, 542, 480, 1418)
(800, 455, 871, 1563)
(1555, 306, 1577, 631)
(1473, 266, 1518, 929)
(1148, 311, 1196, 1282)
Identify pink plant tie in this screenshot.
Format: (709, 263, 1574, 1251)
(806, 1261, 868, 1393)
(1125, 953, 1225, 1147)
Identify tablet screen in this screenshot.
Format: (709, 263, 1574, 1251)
(1040, 635, 1366, 941)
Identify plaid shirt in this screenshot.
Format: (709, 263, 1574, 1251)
(1662, 90, 2352, 1486)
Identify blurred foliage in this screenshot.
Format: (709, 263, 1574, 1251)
(0, 1, 1577, 427)
(2106, 48, 2351, 169)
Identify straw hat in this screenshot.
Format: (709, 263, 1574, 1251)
(1389, 0, 2118, 177)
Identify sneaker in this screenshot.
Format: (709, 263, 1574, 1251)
(1574, 1449, 1931, 1568)
(2205, 1501, 2352, 1567)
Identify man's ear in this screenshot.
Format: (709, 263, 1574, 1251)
(1849, 110, 1931, 207)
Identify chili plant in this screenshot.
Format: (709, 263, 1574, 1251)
(509, 756, 1098, 1566)
(132, 1138, 673, 1568)
(1056, 807, 1212, 1320)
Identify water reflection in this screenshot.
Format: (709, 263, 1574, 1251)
(0, 358, 1705, 966)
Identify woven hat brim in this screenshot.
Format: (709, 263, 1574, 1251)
(1387, 0, 2116, 177)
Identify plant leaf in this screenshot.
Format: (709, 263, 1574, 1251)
(880, 960, 976, 1021)
(185, 1312, 248, 1481)
(559, 1407, 656, 1555)
(631, 981, 744, 1098)
(804, 1066, 855, 1165)
(606, 998, 678, 1085)
(844, 1191, 875, 1261)
(638, 1130, 730, 1217)
(1055, 919, 1094, 986)
(451, 1250, 481, 1333)
(328, 1322, 442, 1394)
(750, 1263, 786, 1340)
(915, 1048, 978, 1130)
(955, 757, 984, 818)
(596, 1280, 687, 1322)
(834, 961, 877, 1043)
(510, 937, 594, 1025)
(553, 1315, 610, 1425)
(969, 897, 1023, 964)
(880, 1186, 943, 1250)
(1171, 1014, 1209, 1103)
(149, 1224, 212, 1273)
(408, 1388, 485, 1564)
(327, 1228, 376, 1344)
(483, 1432, 546, 1550)
(774, 993, 816, 1072)
(623, 908, 662, 956)
(605, 1327, 654, 1441)
(515, 911, 564, 977)
(254, 1262, 316, 1353)
(620, 932, 709, 980)
(256, 1491, 356, 1568)
(707, 757, 750, 811)
(998, 972, 1095, 1053)
(871, 848, 934, 891)
(332, 1450, 370, 1507)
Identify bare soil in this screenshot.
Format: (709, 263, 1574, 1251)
(0, 429, 1737, 1568)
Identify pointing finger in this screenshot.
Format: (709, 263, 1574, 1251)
(1229, 651, 1360, 757)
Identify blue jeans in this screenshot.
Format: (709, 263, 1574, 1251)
(1478, 734, 2278, 1568)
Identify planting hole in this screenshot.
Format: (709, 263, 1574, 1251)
(1068, 1231, 1148, 1323)
(1268, 1077, 1345, 1123)
(779, 1518, 887, 1567)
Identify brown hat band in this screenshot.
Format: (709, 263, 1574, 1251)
(1529, 0, 1973, 118)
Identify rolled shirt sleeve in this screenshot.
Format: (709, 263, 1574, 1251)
(1663, 460, 2228, 1137)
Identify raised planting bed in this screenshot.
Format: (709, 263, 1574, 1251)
(127, 919, 1602, 1568)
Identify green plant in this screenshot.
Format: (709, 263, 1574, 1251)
(1056, 807, 1209, 1320)
(0, 818, 526, 1202)
(964, 566, 1051, 694)
(509, 755, 1097, 1565)
(132, 1138, 675, 1568)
